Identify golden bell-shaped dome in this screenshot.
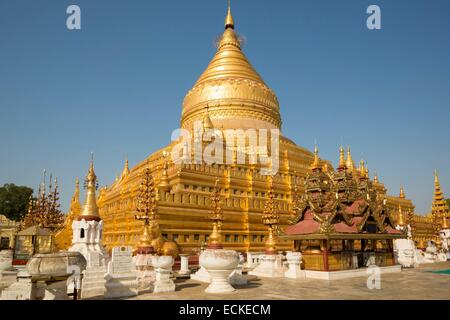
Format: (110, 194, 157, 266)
(181, 5, 281, 131)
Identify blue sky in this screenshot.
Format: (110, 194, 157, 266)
(0, 0, 449, 214)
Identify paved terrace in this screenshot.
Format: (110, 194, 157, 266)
(131, 262, 450, 300)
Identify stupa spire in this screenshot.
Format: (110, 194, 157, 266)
(80, 154, 100, 218)
(225, 0, 234, 29)
(399, 186, 405, 199)
(359, 159, 366, 178)
(346, 147, 355, 170)
(434, 170, 443, 201)
(120, 158, 130, 180)
(70, 177, 82, 215)
(203, 105, 214, 130)
(431, 170, 450, 234)
(373, 172, 379, 183)
(310, 145, 321, 171)
(338, 146, 346, 170)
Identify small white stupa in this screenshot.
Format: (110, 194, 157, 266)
(69, 155, 108, 266)
(69, 155, 109, 299)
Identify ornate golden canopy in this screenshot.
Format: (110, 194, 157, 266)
(181, 3, 281, 131)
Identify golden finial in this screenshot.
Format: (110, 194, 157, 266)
(135, 167, 158, 254)
(70, 177, 82, 216)
(399, 186, 405, 199)
(310, 145, 321, 170)
(338, 146, 346, 169)
(346, 147, 355, 170)
(262, 175, 279, 255)
(80, 155, 100, 218)
(120, 158, 130, 180)
(397, 205, 405, 227)
(225, 0, 234, 29)
(373, 172, 379, 183)
(159, 151, 170, 191)
(208, 177, 224, 249)
(203, 105, 214, 130)
(72, 178, 80, 203)
(359, 159, 366, 178)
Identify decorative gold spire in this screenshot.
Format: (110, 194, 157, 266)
(359, 160, 366, 178)
(373, 172, 379, 183)
(135, 167, 158, 253)
(397, 204, 405, 227)
(159, 151, 170, 191)
(202, 106, 214, 130)
(310, 145, 321, 171)
(338, 146, 346, 169)
(346, 147, 355, 170)
(431, 170, 450, 234)
(399, 186, 405, 199)
(120, 158, 130, 180)
(262, 176, 279, 255)
(208, 178, 224, 249)
(70, 177, 81, 215)
(434, 170, 443, 200)
(80, 155, 100, 218)
(181, 2, 281, 131)
(225, 0, 234, 29)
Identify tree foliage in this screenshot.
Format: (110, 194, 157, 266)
(0, 184, 33, 221)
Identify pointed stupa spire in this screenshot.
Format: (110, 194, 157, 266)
(120, 158, 130, 180)
(373, 171, 379, 183)
(338, 146, 346, 170)
(399, 185, 405, 199)
(225, 0, 234, 29)
(80, 154, 100, 218)
(181, 1, 281, 132)
(359, 159, 366, 178)
(346, 147, 355, 170)
(431, 170, 449, 229)
(203, 105, 214, 130)
(159, 151, 170, 191)
(434, 170, 443, 199)
(70, 177, 81, 215)
(310, 145, 321, 171)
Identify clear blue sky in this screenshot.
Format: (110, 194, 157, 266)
(1, 0, 449, 214)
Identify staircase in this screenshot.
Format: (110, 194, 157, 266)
(81, 266, 106, 299)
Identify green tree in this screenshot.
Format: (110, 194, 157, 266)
(446, 199, 450, 209)
(0, 184, 33, 221)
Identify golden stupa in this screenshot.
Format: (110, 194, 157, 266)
(56, 3, 440, 253)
